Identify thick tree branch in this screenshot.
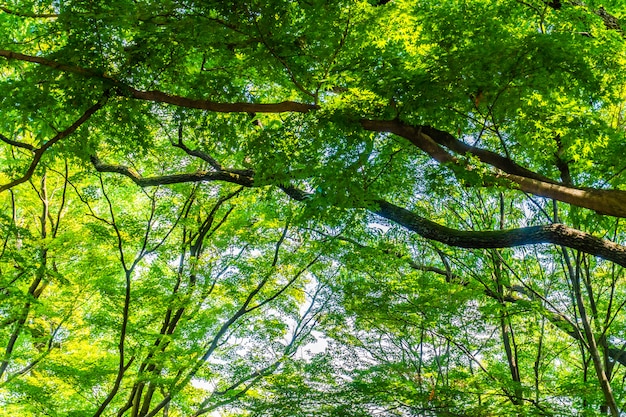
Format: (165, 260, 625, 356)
(373, 200, 626, 268)
(361, 119, 626, 218)
(0, 49, 317, 113)
(129, 89, 317, 113)
(595, 7, 622, 32)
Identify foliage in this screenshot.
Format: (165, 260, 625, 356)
(2, 0, 626, 416)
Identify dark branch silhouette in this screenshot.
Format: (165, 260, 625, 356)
(91, 156, 626, 268)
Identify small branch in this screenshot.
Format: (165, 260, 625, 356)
(0, 133, 36, 151)
(0, 7, 58, 18)
(193, 359, 283, 416)
(0, 99, 105, 193)
(145, 222, 294, 417)
(90, 155, 254, 187)
(245, 253, 320, 314)
(252, 15, 316, 99)
(173, 128, 223, 171)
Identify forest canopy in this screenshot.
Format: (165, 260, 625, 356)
(1, 0, 626, 415)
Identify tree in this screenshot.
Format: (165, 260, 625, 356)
(1, 0, 626, 415)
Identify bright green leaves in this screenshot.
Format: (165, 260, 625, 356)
(0, 157, 329, 415)
(3, 1, 626, 416)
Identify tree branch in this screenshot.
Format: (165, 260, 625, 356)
(129, 89, 317, 113)
(0, 133, 36, 151)
(0, 49, 317, 113)
(0, 99, 105, 193)
(90, 155, 254, 187)
(0, 7, 57, 18)
(373, 200, 626, 268)
(91, 155, 626, 268)
(361, 119, 626, 218)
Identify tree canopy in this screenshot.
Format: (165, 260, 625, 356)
(1, 0, 626, 415)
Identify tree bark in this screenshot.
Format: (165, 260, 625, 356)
(361, 119, 626, 218)
(373, 200, 626, 267)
